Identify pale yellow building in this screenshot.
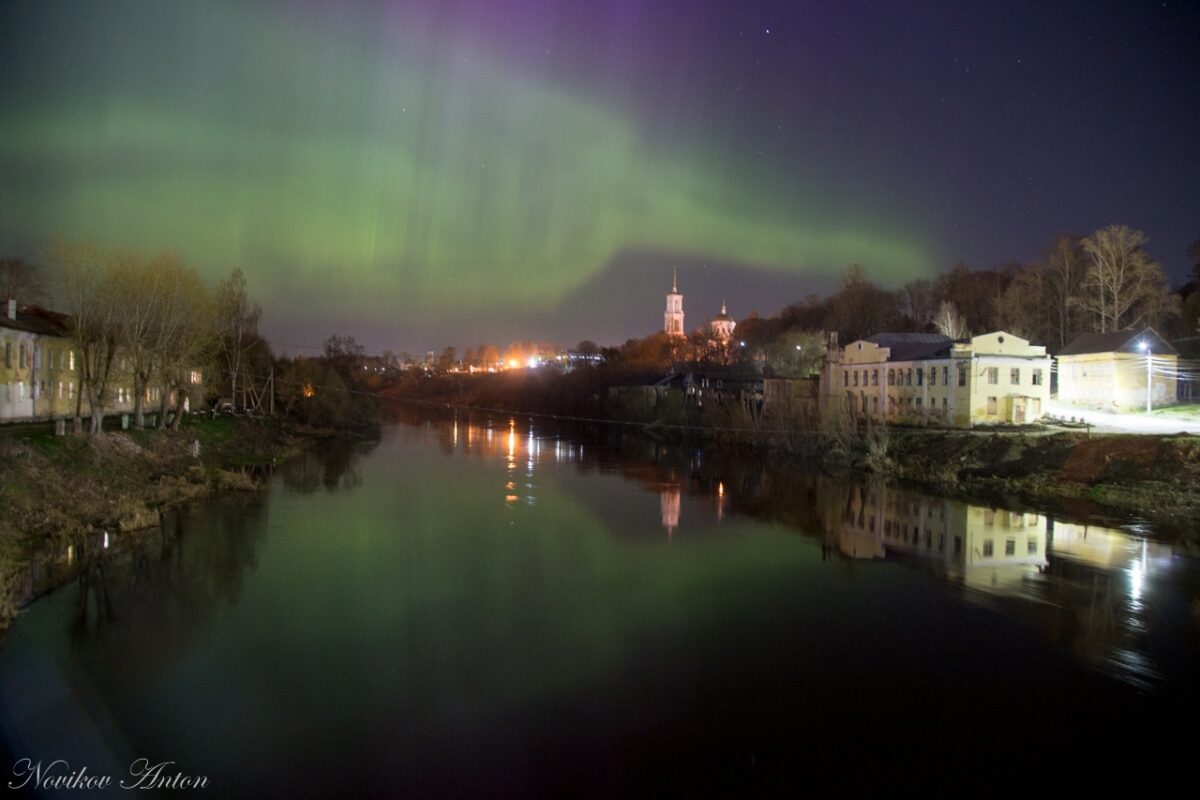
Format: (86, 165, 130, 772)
(822, 331, 1051, 427)
(1056, 327, 1177, 411)
(827, 483, 1048, 593)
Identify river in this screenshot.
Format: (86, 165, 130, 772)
(2, 406, 1198, 794)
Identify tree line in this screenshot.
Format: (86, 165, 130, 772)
(604, 224, 1197, 376)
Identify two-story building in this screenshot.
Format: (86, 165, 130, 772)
(823, 331, 1051, 427)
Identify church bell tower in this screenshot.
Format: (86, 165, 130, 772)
(664, 268, 685, 337)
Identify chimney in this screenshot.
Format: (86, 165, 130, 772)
(5, 298, 15, 320)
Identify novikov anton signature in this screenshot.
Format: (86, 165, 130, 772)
(9, 758, 209, 791)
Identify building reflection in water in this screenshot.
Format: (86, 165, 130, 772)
(399, 406, 1191, 686)
(830, 483, 1048, 593)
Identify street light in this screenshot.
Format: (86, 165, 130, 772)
(1139, 340, 1151, 413)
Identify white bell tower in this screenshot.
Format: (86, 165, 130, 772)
(664, 268, 685, 337)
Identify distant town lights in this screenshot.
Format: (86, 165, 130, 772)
(527, 356, 539, 369)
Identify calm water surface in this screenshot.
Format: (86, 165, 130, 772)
(2, 407, 1199, 794)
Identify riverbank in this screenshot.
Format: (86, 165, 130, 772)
(0, 415, 359, 627)
(386, 370, 1200, 536)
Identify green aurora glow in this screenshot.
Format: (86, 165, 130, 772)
(0, 1, 933, 338)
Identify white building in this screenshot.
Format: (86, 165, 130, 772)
(822, 331, 1052, 427)
(664, 269, 684, 337)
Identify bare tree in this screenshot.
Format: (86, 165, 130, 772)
(215, 268, 261, 409)
(152, 259, 215, 430)
(112, 250, 166, 429)
(0, 256, 43, 304)
(900, 278, 938, 327)
(1078, 225, 1179, 332)
(932, 301, 970, 339)
(49, 242, 121, 435)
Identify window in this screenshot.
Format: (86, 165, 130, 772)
(34, 346, 41, 369)
(1027, 538, 1038, 554)
(19, 343, 26, 369)
(69, 351, 75, 371)
(1031, 369, 1043, 386)
(916, 397, 923, 407)
(4, 341, 10, 368)
(906, 368, 912, 386)
(18, 381, 25, 400)
(958, 366, 966, 387)
(930, 367, 937, 386)
(843, 370, 848, 387)
(58, 382, 63, 399)
(872, 396, 879, 413)
(942, 398, 948, 413)
(916, 368, 923, 386)
(888, 369, 895, 386)
(853, 371, 859, 387)
(1005, 539, 1016, 556)
(987, 396, 998, 415)
(983, 539, 994, 557)
(987, 367, 998, 384)
(871, 369, 878, 386)
(1010, 368, 1020, 384)
(943, 366, 949, 385)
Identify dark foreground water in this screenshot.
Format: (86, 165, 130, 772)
(2, 407, 1199, 795)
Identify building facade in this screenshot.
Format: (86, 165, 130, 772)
(1056, 327, 1177, 411)
(1, 300, 198, 426)
(823, 331, 1051, 427)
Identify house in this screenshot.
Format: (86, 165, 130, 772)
(822, 331, 1051, 427)
(1056, 327, 1177, 411)
(1, 299, 203, 427)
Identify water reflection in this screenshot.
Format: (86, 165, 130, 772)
(386, 403, 1199, 689)
(0, 406, 1197, 791)
(278, 438, 374, 494)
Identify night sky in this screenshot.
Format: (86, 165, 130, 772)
(1, 1, 1197, 353)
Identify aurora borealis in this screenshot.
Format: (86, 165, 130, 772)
(1, 1, 1197, 350)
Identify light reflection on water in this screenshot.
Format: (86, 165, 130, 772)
(414, 407, 1197, 690)
(1, 406, 1198, 791)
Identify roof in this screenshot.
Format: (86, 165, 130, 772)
(864, 332, 954, 362)
(1058, 327, 1177, 357)
(0, 308, 69, 337)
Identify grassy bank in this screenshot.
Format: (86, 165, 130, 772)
(0, 415, 334, 627)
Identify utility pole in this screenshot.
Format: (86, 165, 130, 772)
(1140, 341, 1151, 413)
